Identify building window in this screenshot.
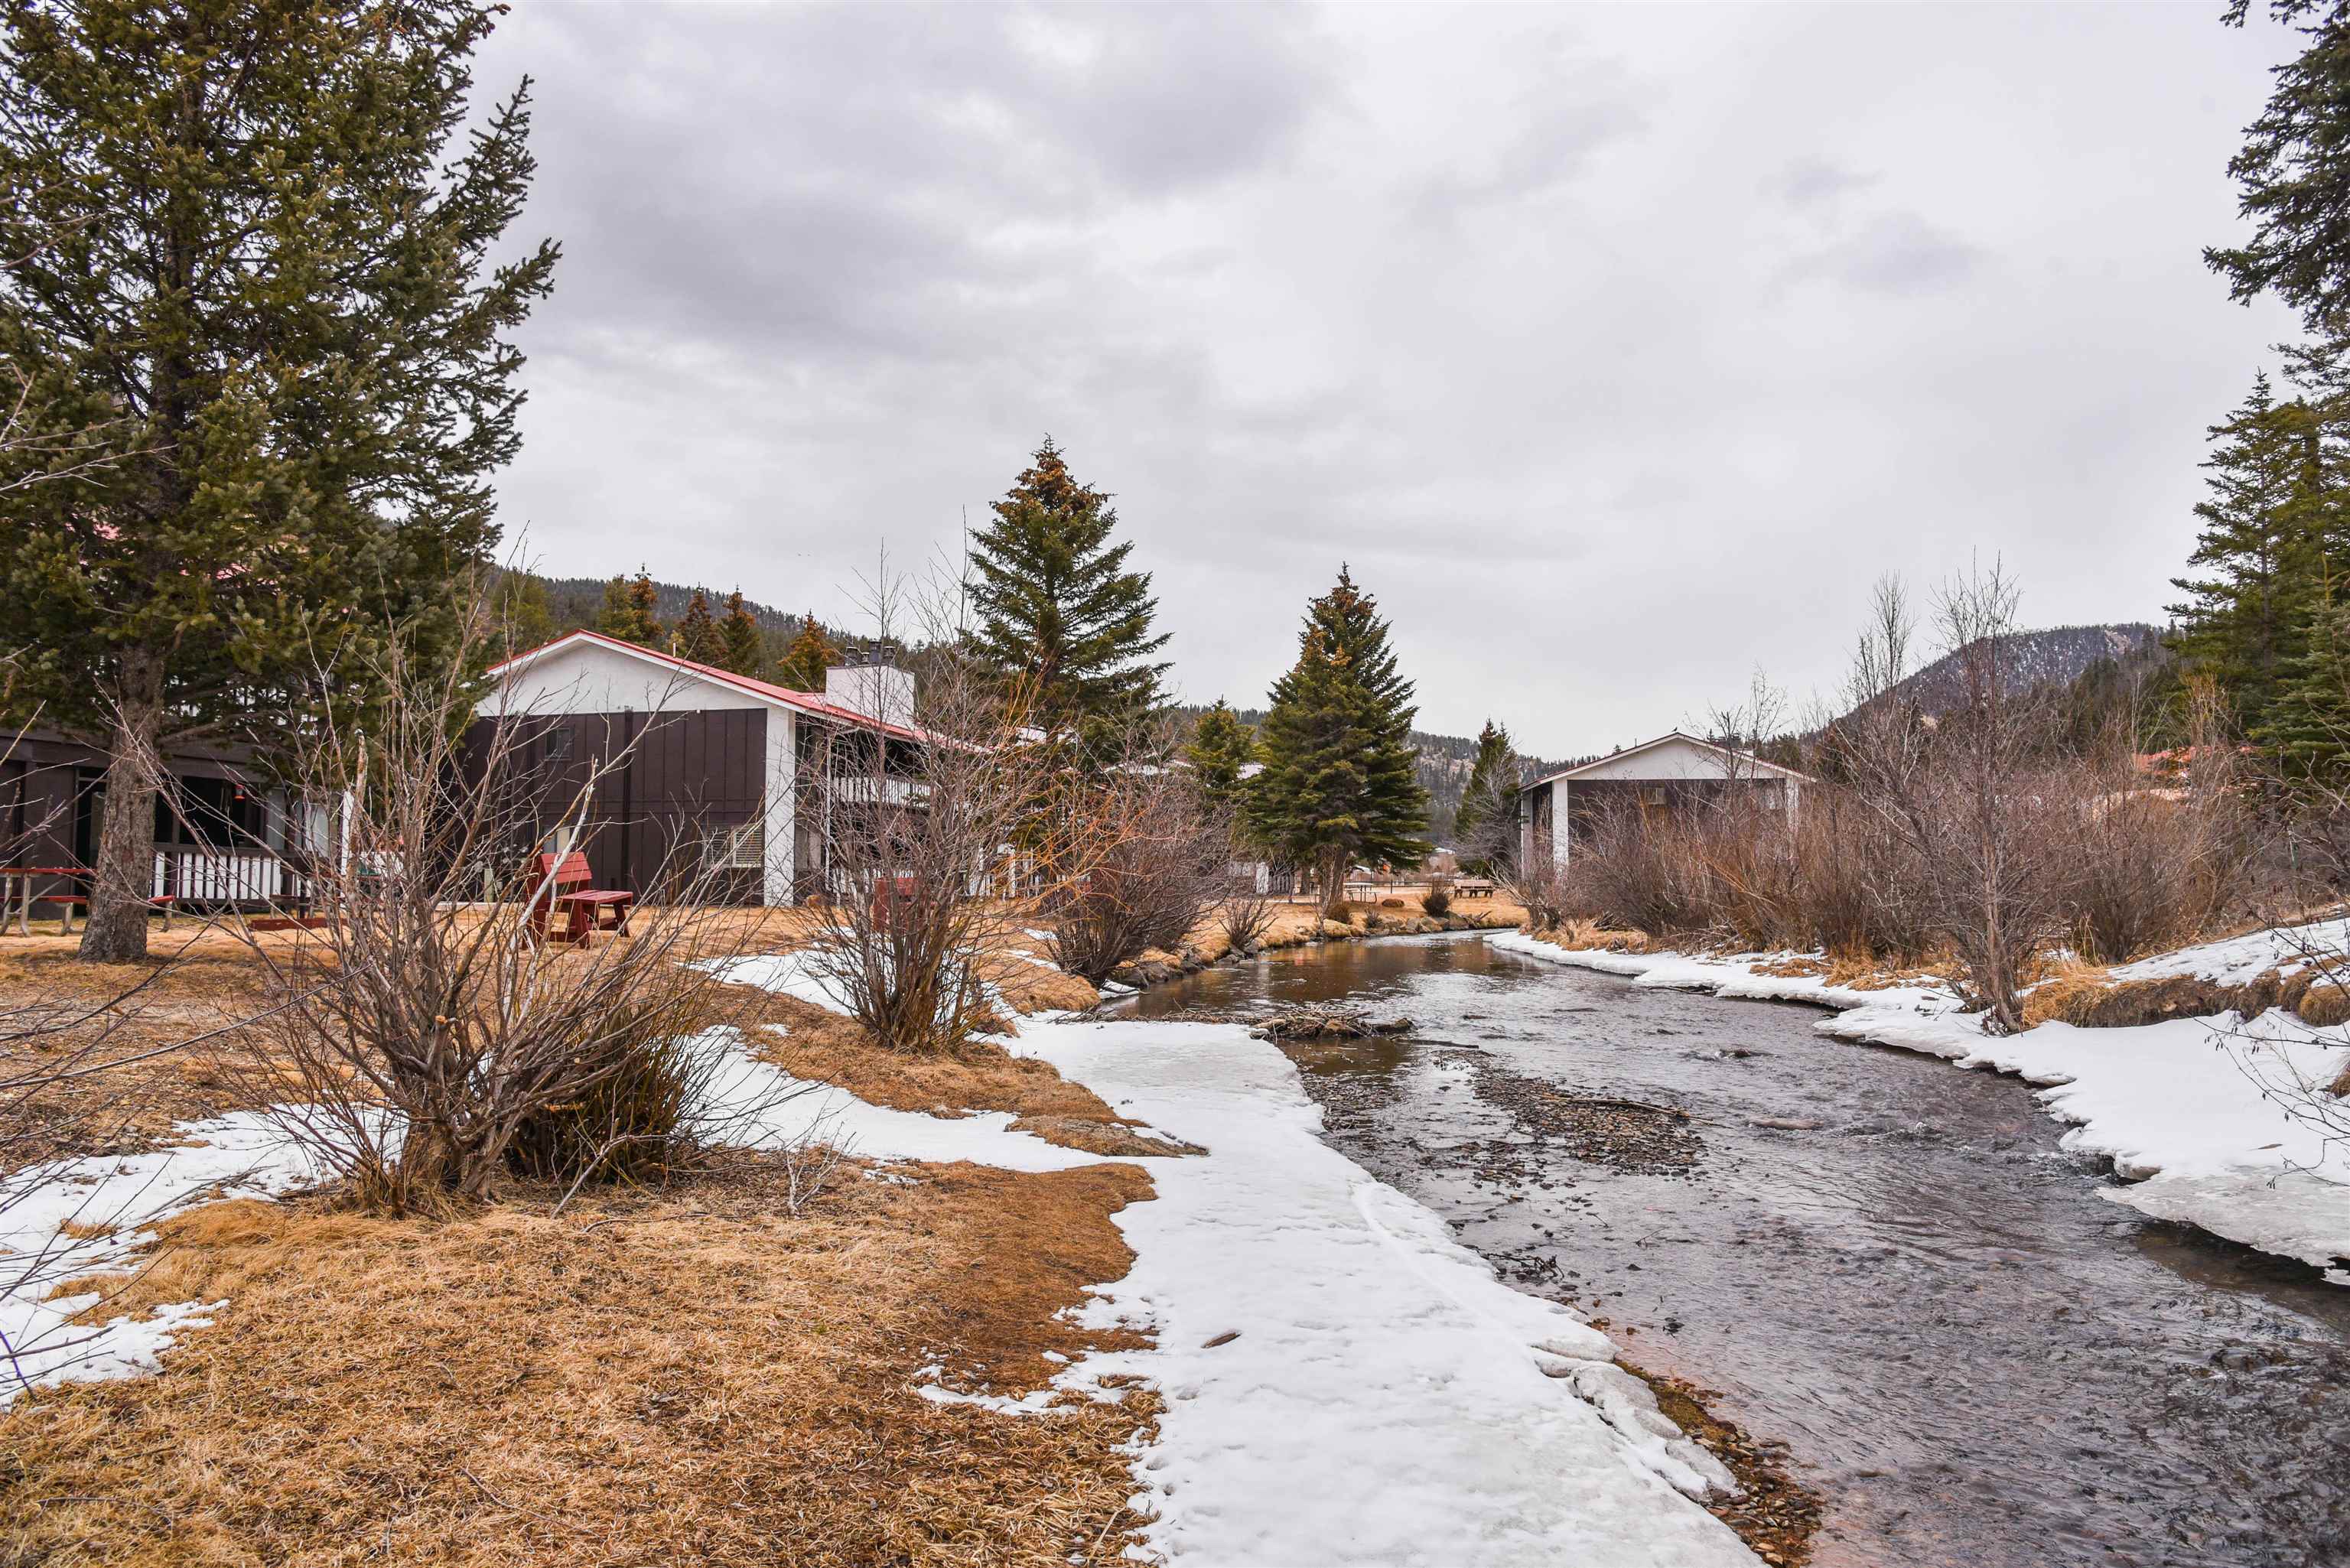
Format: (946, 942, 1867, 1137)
(544, 727, 574, 762)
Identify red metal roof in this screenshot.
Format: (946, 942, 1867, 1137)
(487, 628, 932, 744)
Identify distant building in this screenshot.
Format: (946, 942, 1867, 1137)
(1517, 732, 1811, 872)
(475, 629, 928, 906)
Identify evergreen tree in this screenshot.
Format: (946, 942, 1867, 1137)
(1186, 701, 1261, 818)
(968, 438, 1170, 750)
(1250, 568, 1431, 913)
(0, 0, 558, 960)
(492, 571, 555, 652)
(673, 587, 727, 666)
(1453, 721, 1520, 876)
(2169, 373, 2350, 757)
(720, 590, 763, 676)
(2210, 0, 2350, 337)
(599, 568, 663, 646)
(776, 612, 841, 691)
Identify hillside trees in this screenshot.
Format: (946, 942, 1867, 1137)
(1251, 568, 1431, 915)
(1453, 721, 1521, 876)
(599, 569, 663, 646)
(967, 438, 1169, 753)
(776, 611, 841, 691)
(720, 590, 763, 676)
(673, 587, 726, 667)
(0, 0, 558, 961)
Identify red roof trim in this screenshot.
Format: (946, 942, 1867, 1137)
(487, 628, 930, 743)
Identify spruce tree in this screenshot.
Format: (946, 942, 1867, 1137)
(1186, 701, 1261, 818)
(674, 587, 727, 666)
(776, 612, 841, 691)
(1453, 721, 1520, 876)
(599, 568, 663, 646)
(968, 438, 1170, 750)
(1250, 568, 1431, 913)
(2210, 0, 2350, 337)
(2169, 376, 2313, 724)
(0, 0, 558, 960)
(493, 571, 556, 652)
(720, 590, 763, 676)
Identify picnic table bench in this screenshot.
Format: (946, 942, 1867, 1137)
(1453, 877, 1497, 899)
(2, 867, 176, 936)
(529, 851, 634, 947)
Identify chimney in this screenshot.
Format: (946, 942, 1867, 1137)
(825, 655, 915, 726)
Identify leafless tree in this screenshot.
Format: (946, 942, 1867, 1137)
(794, 564, 1050, 1054)
(1828, 564, 2068, 1032)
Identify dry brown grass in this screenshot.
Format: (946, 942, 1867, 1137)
(0, 1151, 1158, 1566)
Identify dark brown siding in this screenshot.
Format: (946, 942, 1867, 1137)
(467, 708, 769, 904)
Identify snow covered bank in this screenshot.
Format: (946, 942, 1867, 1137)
(1009, 1016, 1753, 1568)
(1490, 929, 2350, 1277)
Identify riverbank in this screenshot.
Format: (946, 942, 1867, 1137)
(1489, 927, 2350, 1278)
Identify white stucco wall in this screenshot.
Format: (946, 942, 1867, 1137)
(478, 642, 770, 719)
(762, 711, 796, 906)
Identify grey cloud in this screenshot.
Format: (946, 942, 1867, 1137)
(475, 0, 2296, 756)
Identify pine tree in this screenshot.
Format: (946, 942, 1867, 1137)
(1250, 568, 1431, 913)
(968, 438, 1170, 750)
(2169, 376, 2322, 724)
(674, 587, 727, 666)
(776, 612, 841, 691)
(599, 568, 663, 646)
(2169, 374, 2350, 760)
(1453, 721, 1520, 876)
(720, 590, 763, 676)
(1186, 701, 1261, 818)
(2209, 1, 2350, 336)
(492, 571, 556, 652)
(0, 0, 558, 960)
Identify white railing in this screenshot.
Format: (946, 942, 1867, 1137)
(151, 846, 305, 906)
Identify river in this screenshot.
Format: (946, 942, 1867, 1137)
(1121, 932, 2350, 1568)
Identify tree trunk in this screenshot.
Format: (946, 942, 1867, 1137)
(78, 657, 164, 963)
(1317, 846, 1349, 921)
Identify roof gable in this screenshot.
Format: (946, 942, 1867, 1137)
(1531, 731, 1812, 788)
(487, 629, 927, 743)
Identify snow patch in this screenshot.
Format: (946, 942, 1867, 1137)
(1, 1111, 329, 1406)
(1014, 1015, 1754, 1566)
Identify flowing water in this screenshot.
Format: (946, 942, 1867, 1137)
(1123, 932, 2350, 1568)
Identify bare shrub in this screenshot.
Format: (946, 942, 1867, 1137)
(1421, 877, 1453, 917)
(236, 609, 800, 1215)
(1038, 721, 1234, 985)
(2061, 696, 2252, 963)
(1217, 868, 1280, 952)
(1509, 854, 1571, 934)
(796, 568, 1048, 1054)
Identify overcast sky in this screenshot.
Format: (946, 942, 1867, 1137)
(473, 0, 2302, 758)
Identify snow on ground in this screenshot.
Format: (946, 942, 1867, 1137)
(1491, 929, 2350, 1276)
(707, 950, 850, 1013)
(0, 1112, 327, 1407)
(2104, 916, 2350, 987)
(692, 1031, 1103, 1173)
(1009, 1016, 1754, 1568)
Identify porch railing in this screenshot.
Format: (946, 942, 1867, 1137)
(151, 845, 309, 907)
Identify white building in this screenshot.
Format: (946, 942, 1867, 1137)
(1518, 731, 1811, 872)
(476, 629, 923, 906)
